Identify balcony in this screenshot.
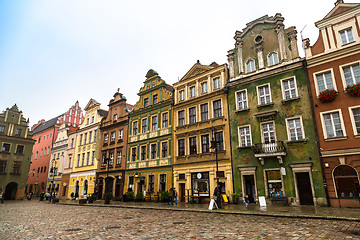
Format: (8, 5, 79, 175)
(252, 141, 286, 165)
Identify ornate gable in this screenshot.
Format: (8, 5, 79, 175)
(84, 98, 100, 111)
(180, 63, 214, 81)
(322, 2, 359, 20)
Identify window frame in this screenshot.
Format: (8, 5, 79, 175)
(349, 105, 360, 136)
(151, 115, 158, 131)
(213, 77, 220, 90)
(213, 99, 223, 118)
(178, 110, 185, 126)
(200, 103, 209, 121)
(260, 121, 276, 144)
(140, 145, 147, 161)
(179, 90, 185, 101)
(141, 118, 148, 134)
(150, 143, 157, 160)
(201, 82, 208, 94)
(320, 109, 347, 139)
(189, 136, 197, 155)
(189, 107, 197, 124)
(246, 59, 255, 73)
(339, 28, 355, 45)
(257, 83, 272, 106)
(162, 112, 168, 128)
(313, 69, 337, 96)
(161, 141, 168, 158)
(116, 150, 122, 166)
(339, 61, 360, 89)
(144, 98, 149, 108)
(132, 121, 138, 136)
(131, 147, 137, 162)
(285, 116, 305, 141)
(281, 77, 299, 100)
(235, 89, 248, 110)
(178, 139, 185, 157)
(268, 52, 279, 66)
(153, 94, 158, 105)
(201, 134, 210, 153)
(189, 86, 196, 98)
(238, 125, 252, 147)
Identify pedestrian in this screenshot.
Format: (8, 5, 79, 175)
(39, 192, 44, 201)
(244, 194, 249, 207)
(173, 188, 178, 205)
(168, 187, 174, 205)
(45, 192, 50, 201)
(0, 192, 4, 204)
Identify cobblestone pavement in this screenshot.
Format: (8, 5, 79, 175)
(1, 201, 360, 240)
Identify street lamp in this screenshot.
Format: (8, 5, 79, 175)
(103, 157, 111, 199)
(210, 128, 221, 209)
(49, 159, 57, 203)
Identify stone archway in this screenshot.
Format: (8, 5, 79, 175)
(5, 182, 18, 200)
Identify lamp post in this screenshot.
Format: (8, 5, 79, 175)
(210, 128, 221, 208)
(49, 159, 57, 203)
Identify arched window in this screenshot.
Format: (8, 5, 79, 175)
(246, 60, 255, 73)
(333, 165, 359, 198)
(83, 180, 88, 196)
(268, 52, 278, 66)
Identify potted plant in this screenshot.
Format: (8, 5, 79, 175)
(318, 89, 338, 103)
(135, 192, 144, 202)
(345, 83, 360, 97)
(231, 193, 241, 204)
(160, 191, 170, 203)
(125, 191, 134, 201)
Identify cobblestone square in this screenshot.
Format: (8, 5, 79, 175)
(1, 201, 360, 239)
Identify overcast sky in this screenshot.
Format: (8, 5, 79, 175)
(1, 0, 357, 127)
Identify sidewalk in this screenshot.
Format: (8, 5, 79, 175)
(58, 200, 360, 221)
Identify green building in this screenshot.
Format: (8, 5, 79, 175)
(226, 14, 326, 206)
(124, 70, 174, 201)
(0, 104, 35, 200)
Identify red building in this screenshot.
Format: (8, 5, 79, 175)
(26, 101, 84, 196)
(304, 1, 360, 207)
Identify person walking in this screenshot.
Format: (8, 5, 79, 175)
(173, 188, 178, 205)
(0, 192, 4, 204)
(244, 194, 249, 207)
(168, 187, 174, 205)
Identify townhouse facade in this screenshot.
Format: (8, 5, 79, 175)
(172, 62, 233, 203)
(227, 14, 326, 206)
(0, 104, 35, 200)
(303, 1, 360, 207)
(97, 91, 133, 200)
(68, 99, 107, 199)
(125, 70, 173, 201)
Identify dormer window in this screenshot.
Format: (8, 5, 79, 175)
(144, 98, 149, 108)
(246, 60, 255, 73)
(268, 52, 279, 66)
(153, 94, 158, 104)
(113, 114, 118, 121)
(179, 90, 185, 101)
(213, 77, 220, 90)
(340, 28, 354, 45)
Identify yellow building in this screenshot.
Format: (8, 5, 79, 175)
(124, 70, 174, 201)
(172, 62, 233, 203)
(68, 99, 107, 199)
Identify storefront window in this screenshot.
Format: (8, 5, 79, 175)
(191, 172, 209, 197)
(334, 165, 359, 198)
(266, 170, 283, 197)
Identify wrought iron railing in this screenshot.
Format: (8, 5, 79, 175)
(252, 141, 286, 154)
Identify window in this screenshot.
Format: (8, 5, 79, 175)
(189, 107, 196, 124)
(316, 71, 334, 94)
(40, 149, 43, 157)
(178, 110, 185, 126)
(109, 152, 114, 166)
(84, 133, 87, 144)
(340, 28, 354, 45)
(91, 151, 95, 165)
(104, 133, 109, 144)
(257, 84, 271, 105)
(86, 118, 89, 125)
(0, 125, 5, 133)
(214, 132, 224, 151)
(148, 175, 155, 192)
(142, 118, 148, 133)
(178, 174, 185, 180)
(213, 77, 220, 90)
(15, 128, 22, 136)
(118, 129, 123, 140)
(261, 122, 275, 144)
(86, 152, 90, 165)
(178, 139, 185, 156)
(91, 115, 94, 123)
(151, 143, 157, 159)
(144, 98, 149, 107)
(116, 150, 122, 165)
(213, 100, 222, 118)
(141, 146, 146, 160)
(81, 153, 85, 166)
(179, 90, 185, 101)
(200, 103, 208, 121)
(151, 116, 157, 131)
(287, 118, 304, 141)
(201, 82, 207, 94)
(131, 147, 137, 161)
(0, 161, 6, 173)
(35, 151, 38, 160)
(38, 137, 41, 143)
(114, 114, 118, 121)
(268, 52, 278, 66)
(2, 143, 10, 152)
(246, 60, 255, 73)
(16, 145, 24, 154)
(13, 161, 21, 174)
(266, 170, 283, 197)
(71, 138, 74, 148)
(77, 154, 80, 167)
(89, 131, 92, 143)
(350, 107, 360, 135)
(133, 121, 138, 135)
(68, 155, 72, 168)
(282, 78, 298, 100)
(322, 111, 344, 138)
(153, 94, 158, 104)
(159, 174, 166, 192)
(161, 142, 168, 158)
(128, 176, 134, 191)
(94, 130, 97, 142)
(189, 137, 197, 155)
(79, 134, 83, 145)
(238, 126, 252, 147)
(201, 135, 209, 153)
(333, 165, 359, 198)
(343, 63, 360, 87)
(236, 90, 248, 110)
(190, 86, 196, 98)
(162, 112, 168, 128)
(110, 131, 115, 142)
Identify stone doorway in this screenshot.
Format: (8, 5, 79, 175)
(5, 182, 18, 200)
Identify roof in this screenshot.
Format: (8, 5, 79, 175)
(32, 116, 59, 134)
(98, 109, 108, 118)
(126, 103, 134, 112)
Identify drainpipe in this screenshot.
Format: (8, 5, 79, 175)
(302, 59, 330, 207)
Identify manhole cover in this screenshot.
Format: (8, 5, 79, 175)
(65, 228, 82, 232)
(173, 222, 185, 225)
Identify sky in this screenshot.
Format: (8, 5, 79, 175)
(1, 0, 358, 127)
